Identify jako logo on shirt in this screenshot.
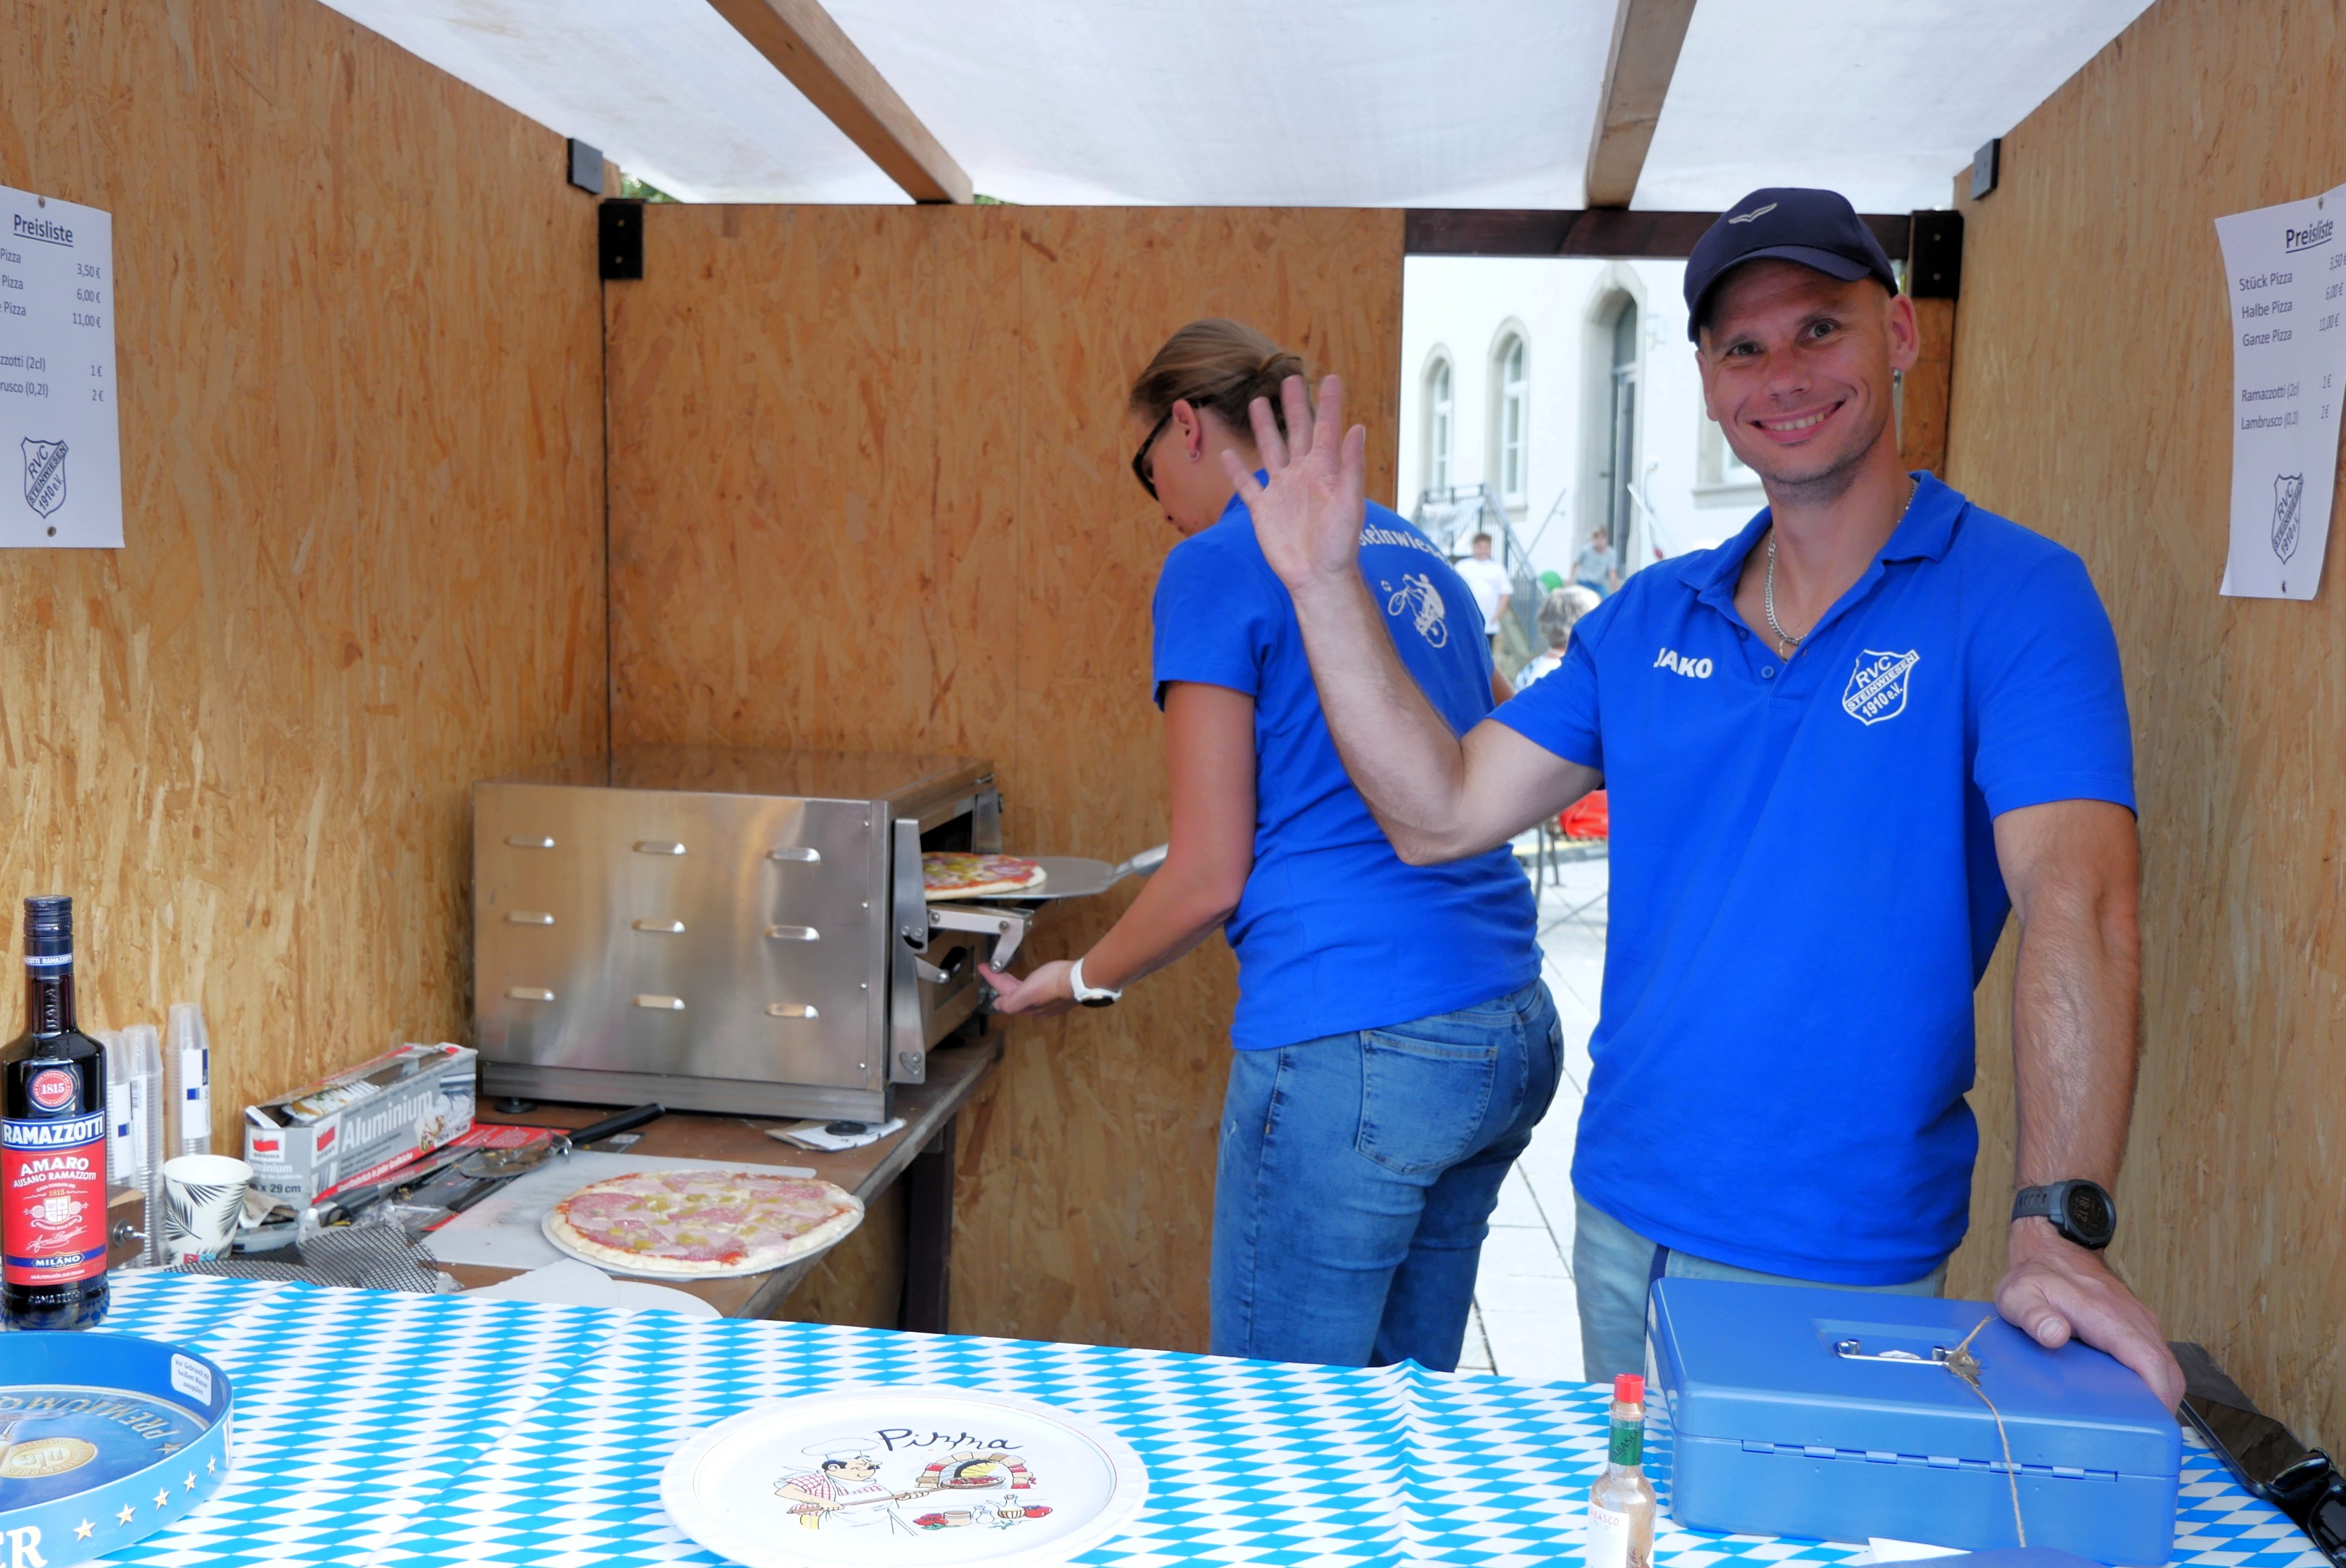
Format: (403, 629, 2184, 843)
(1843, 649, 1920, 725)
(1380, 573, 1450, 649)
(1653, 647, 1712, 679)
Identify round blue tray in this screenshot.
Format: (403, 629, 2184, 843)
(0, 1330, 233, 1567)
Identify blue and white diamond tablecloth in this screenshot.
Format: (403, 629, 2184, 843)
(62, 1271, 2323, 1568)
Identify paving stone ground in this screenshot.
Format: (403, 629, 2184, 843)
(1460, 852, 1607, 1383)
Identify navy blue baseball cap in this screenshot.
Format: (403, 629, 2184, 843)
(1683, 188, 1899, 341)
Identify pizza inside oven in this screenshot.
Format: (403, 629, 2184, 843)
(921, 851, 1047, 901)
(542, 1168, 864, 1278)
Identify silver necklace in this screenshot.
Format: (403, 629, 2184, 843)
(1762, 478, 1918, 660)
(1762, 534, 1801, 658)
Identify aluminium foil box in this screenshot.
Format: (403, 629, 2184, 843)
(241, 1042, 477, 1205)
(1643, 1278, 2179, 1564)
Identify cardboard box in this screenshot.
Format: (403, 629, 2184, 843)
(242, 1042, 476, 1205)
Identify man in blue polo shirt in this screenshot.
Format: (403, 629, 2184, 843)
(1220, 189, 2186, 1408)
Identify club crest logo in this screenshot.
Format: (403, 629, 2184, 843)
(28, 1066, 75, 1110)
(2273, 472, 2305, 564)
(1380, 573, 1450, 649)
(1842, 648, 1920, 726)
(21, 438, 67, 519)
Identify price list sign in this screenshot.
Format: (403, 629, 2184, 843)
(0, 185, 121, 549)
(2217, 181, 2346, 600)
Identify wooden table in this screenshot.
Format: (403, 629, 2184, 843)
(434, 1030, 1002, 1323)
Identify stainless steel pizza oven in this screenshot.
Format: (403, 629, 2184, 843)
(471, 748, 1035, 1120)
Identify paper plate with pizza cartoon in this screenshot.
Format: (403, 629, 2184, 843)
(660, 1386, 1147, 1568)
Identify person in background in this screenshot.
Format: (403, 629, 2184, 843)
(1513, 585, 1601, 690)
(1574, 527, 1619, 597)
(1452, 532, 1514, 654)
(981, 318, 1558, 1373)
(1224, 188, 2186, 1410)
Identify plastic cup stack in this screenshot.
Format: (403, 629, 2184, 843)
(165, 1003, 212, 1159)
(127, 1023, 164, 1265)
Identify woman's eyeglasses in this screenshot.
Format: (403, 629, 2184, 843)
(1131, 406, 1180, 500)
(1129, 395, 1281, 500)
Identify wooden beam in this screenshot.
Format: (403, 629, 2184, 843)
(1584, 0, 1700, 208)
(1405, 208, 1913, 261)
(705, 0, 972, 204)
(1897, 296, 1956, 475)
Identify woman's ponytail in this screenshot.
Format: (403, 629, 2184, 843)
(1129, 319, 1307, 441)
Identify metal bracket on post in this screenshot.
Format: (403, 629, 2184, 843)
(1908, 210, 1963, 301)
(567, 139, 604, 195)
(600, 200, 644, 281)
(1970, 139, 2001, 202)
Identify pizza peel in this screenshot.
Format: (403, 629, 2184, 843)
(919, 846, 1167, 992)
(930, 845, 1167, 903)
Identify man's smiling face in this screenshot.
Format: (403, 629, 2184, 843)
(1696, 260, 1917, 493)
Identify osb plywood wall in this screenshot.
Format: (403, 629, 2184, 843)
(1, 2, 607, 1138)
(1940, 0, 2346, 1445)
(607, 205, 1403, 1347)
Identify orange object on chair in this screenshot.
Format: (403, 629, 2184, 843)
(1558, 791, 1609, 841)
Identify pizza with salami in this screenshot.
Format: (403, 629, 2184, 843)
(922, 851, 1047, 900)
(541, 1169, 864, 1278)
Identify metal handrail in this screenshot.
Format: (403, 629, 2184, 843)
(1410, 483, 1540, 642)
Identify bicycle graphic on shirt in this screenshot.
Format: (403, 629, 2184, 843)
(1381, 573, 1450, 649)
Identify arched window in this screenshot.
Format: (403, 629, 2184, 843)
(1603, 301, 1638, 548)
(1423, 355, 1454, 492)
(1493, 332, 1529, 506)
(1575, 270, 1648, 575)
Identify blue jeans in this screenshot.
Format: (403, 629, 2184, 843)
(1573, 1193, 1950, 1381)
(1211, 980, 1564, 1369)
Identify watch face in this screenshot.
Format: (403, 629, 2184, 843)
(2064, 1183, 2113, 1241)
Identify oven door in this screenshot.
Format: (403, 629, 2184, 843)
(887, 790, 1017, 1084)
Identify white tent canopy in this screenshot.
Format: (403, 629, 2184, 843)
(320, 0, 2153, 212)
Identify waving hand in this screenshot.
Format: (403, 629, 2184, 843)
(1222, 375, 1369, 591)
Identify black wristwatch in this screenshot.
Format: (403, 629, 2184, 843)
(2011, 1180, 2117, 1251)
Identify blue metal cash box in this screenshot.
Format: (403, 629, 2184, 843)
(1643, 1280, 2180, 1564)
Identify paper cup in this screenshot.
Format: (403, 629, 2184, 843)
(162, 1153, 252, 1265)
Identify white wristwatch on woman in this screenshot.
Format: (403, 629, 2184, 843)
(1068, 956, 1123, 1008)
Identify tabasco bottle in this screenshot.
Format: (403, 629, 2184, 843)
(1585, 1373, 1657, 1568)
(2, 895, 110, 1328)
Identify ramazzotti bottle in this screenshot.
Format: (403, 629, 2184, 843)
(2, 895, 110, 1328)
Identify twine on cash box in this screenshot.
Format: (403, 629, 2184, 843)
(1943, 1315, 2026, 1546)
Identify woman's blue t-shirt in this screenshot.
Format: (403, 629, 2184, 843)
(1150, 491, 1540, 1050)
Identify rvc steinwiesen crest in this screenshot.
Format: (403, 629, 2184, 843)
(1842, 648, 1920, 726)
(21, 437, 68, 520)
(2273, 471, 2305, 564)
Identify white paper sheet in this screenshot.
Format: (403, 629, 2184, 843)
(0, 184, 122, 548)
(2217, 182, 2346, 599)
